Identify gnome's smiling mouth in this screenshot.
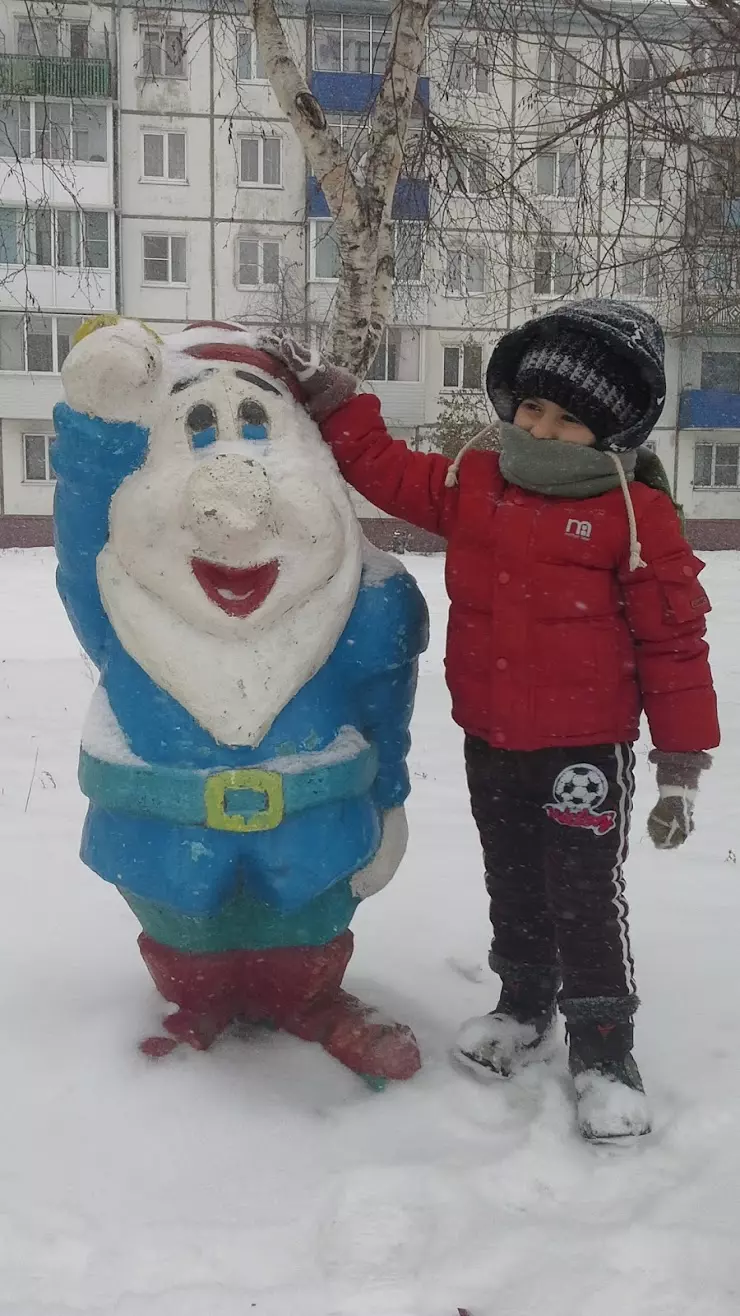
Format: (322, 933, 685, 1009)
(191, 558, 280, 617)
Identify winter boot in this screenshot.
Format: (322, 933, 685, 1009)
(566, 1015, 651, 1142)
(454, 966, 560, 1078)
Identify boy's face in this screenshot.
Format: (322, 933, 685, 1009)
(513, 397, 596, 446)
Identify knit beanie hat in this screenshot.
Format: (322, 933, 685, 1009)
(487, 299, 666, 452)
(513, 329, 644, 441)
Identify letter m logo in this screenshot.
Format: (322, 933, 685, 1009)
(565, 518, 592, 541)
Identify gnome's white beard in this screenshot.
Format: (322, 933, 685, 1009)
(96, 527, 363, 748)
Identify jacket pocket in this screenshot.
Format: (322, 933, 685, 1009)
(651, 554, 711, 624)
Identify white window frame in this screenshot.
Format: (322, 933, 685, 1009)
(236, 237, 281, 288)
(621, 250, 660, 300)
(534, 246, 575, 297)
(448, 144, 489, 197)
(142, 233, 188, 286)
(313, 14, 392, 75)
(698, 248, 739, 295)
(140, 26, 187, 80)
(0, 100, 108, 164)
(393, 221, 425, 284)
(442, 342, 483, 391)
(693, 441, 740, 489)
(627, 149, 662, 201)
(17, 18, 60, 56)
(141, 130, 187, 183)
(445, 246, 486, 297)
(537, 47, 578, 97)
(236, 29, 267, 81)
(448, 42, 490, 94)
(22, 432, 56, 483)
(0, 314, 84, 374)
(536, 146, 577, 197)
(366, 327, 422, 383)
(628, 53, 666, 103)
(239, 135, 283, 188)
(310, 218, 341, 281)
(0, 208, 110, 270)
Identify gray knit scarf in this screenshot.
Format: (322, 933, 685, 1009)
(499, 423, 637, 500)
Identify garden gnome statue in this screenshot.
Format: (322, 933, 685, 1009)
(52, 317, 428, 1087)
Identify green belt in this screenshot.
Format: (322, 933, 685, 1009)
(78, 742, 378, 834)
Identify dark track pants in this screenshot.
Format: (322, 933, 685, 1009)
(464, 736, 637, 1006)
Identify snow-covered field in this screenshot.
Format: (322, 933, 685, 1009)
(1, 548, 739, 1316)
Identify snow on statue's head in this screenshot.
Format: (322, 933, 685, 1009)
(61, 318, 364, 746)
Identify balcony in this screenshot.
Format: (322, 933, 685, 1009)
(311, 72, 429, 115)
(679, 389, 740, 429)
(0, 54, 111, 99)
(308, 175, 429, 221)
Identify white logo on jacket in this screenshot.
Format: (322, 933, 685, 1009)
(565, 517, 592, 541)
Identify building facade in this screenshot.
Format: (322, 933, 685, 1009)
(1, 0, 739, 548)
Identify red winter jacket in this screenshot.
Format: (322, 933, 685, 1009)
(323, 395, 720, 754)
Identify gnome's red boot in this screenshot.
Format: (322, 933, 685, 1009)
(137, 932, 421, 1081)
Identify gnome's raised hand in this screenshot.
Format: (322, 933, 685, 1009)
(647, 751, 711, 850)
(257, 332, 357, 423)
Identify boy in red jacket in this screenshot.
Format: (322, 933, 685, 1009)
(260, 300, 719, 1141)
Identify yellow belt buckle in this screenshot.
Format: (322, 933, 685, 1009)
(204, 768, 284, 834)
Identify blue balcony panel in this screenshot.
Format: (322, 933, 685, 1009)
(307, 175, 429, 221)
(311, 71, 429, 114)
(680, 389, 740, 429)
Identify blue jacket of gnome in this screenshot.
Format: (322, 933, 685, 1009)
(52, 403, 429, 920)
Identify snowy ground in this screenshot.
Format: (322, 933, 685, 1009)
(1, 548, 739, 1316)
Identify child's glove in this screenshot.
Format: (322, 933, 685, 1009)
(647, 751, 712, 850)
(257, 333, 357, 423)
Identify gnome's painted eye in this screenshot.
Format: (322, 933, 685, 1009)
(186, 403, 217, 449)
(239, 399, 269, 442)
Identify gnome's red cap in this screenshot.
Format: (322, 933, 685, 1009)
(182, 321, 306, 403)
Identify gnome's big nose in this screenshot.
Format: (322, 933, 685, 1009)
(183, 455, 273, 556)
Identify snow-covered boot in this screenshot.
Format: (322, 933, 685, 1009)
(454, 966, 559, 1078)
(566, 1015, 651, 1142)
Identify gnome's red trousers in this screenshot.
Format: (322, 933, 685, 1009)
(138, 931, 421, 1081)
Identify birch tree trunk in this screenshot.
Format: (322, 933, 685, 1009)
(251, 0, 432, 375)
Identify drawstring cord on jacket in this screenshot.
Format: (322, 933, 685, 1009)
(607, 452, 647, 572)
(444, 425, 499, 488)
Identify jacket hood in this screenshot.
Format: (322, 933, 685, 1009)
(485, 299, 666, 453)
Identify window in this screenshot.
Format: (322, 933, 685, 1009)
(80, 212, 109, 269)
(0, 314, 83, 373)
(538, 48, 577, 96)
(706, 52, 740, 96)
(621, 251, 660, 299)
(446, 247, 485, 296)
(393, 223, 424, 283)
(443, 343, 483, 390)
(141, 27, 186, 78)
(448, 43, 490, 93)
(366, 328, 421, 382)
(699, 249, 738, 294)
(694, 442, 740, 488)
(31, 207, 53, 266)
(628, 150, 662, 201)
(239, 136, 282, 186)
(0, 209, 22, 263)
(12, 101, 106, 162)
(313, 14, 391, 74)
(448, 145, 489, 196)
(69, 23, 89, 58)
(536, 147, 576, 197)
(23, 434, 55, 482)
(142, 131, 186, 181)
(628, 55, 666, 101)
(237, 29, 265, 80)
(534, 246, 574, 296)
(237, 238, 280, 287)
(17, 19, 59, 56)
(0, 103, 31, 158)
(325, 114, 371, 167)
(701, 351, 740, 391)
(312, 219, 341, 279)
(143, 234, 187, 284)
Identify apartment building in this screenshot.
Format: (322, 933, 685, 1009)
(0, 0, 739, 547)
